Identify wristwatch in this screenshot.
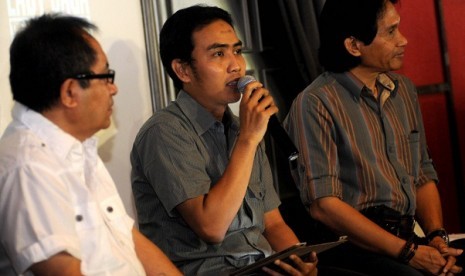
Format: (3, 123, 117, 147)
(426, 228, 449, 246)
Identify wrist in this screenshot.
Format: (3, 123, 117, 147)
(426, 228, 449, 246)
(236, 132, 262, 148)
(398, 237, 418, 264)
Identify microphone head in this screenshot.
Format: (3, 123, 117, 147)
(237, 75, 256, 94)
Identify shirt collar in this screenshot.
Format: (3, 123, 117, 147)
(175, 90, 239, 136)
(12, 102, 98, 161)
(332, 71, 399, 101)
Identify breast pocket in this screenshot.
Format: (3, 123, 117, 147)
(244, 180, 266, 229)
(74, 201, 125, 274)
(408, 131, 420, 178)
(99, 196, 133, 237)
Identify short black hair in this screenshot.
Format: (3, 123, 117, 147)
(9, 13, 98, 112)
(318, 0, 399, 72)
(159, 5, 234, 90)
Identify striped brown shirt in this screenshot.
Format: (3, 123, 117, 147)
(284, 71, 438, 215)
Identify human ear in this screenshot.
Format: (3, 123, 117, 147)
(344, 36, 362, 57)
(171, 59, 191, 83)
(59, 79, 79, 108)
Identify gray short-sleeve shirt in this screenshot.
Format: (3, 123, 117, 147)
(131, 90, 280, 275)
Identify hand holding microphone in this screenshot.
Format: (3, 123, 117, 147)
(237, 75, 299, 161)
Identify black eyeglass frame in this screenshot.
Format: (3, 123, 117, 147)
(72, 69, 115, 84)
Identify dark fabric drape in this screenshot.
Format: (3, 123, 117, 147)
(277, 0, 325, 83)
(270, 0, 329, 243)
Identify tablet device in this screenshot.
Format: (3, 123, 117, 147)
(230, 236, 347, 276)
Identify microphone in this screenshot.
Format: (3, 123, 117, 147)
(237, 75, 299, 161)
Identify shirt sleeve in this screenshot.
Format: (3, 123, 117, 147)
(133, 118, 212, 216)
(0, 163, 81, 274)
(403, 76, 438, 186)
(284, 92, 343, 206)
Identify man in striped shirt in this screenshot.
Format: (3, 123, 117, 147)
(284, 0, 463, 275)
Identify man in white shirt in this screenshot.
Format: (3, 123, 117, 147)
(0, 13, 181, 276)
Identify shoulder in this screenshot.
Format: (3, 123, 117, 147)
(291, 72, 343, 109)
(0, 127, 46, 174)
(300, 72, 344, 101)
(133, 103, 192, 145)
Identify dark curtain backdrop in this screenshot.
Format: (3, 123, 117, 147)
(256, 0, 331, 243)
(257, 0, 324, 117)
(276, 0, 325, 83)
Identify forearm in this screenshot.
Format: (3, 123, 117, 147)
(177, 83, 275, 241)
(177, 138, 260, 242)
(310, 197, 405, 258)
(29, 252, 82, 276)
(263, 210, 319, 276)
(263, 209, 300, 252)
(414, 181, 443, 234)
(132, 228, 182, 276)
(203, 138, 257, 222)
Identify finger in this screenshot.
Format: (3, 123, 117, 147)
(247, 93, 277, 117)
(256, 96, 276, 114)
(306, 251, 318, 263)
(242, 82, 264, 100)
(272, 258, 302, 276)
(288, 255, 304, 267)
(444, 247, 464, 257)
(446, 264, 463, 275)
(292, 255, 318, 275)
(438, 244, 449, 254)
(248, 87, 268, 104)
(261, 266, 284, 276)
(442, 256, 457, 274)
(430, 238, 449, 253)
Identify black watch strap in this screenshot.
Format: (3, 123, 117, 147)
(426, 228, 449, 245)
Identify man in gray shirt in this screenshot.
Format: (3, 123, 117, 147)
(130, 4, 317, 276)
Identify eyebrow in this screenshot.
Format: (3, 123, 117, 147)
(206, 40, 243, 51)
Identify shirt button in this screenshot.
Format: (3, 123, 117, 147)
(107, 206, 113, 213)
(388, 146, 395, 153)
(76, 215, 83, 222)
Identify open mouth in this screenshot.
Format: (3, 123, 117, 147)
(227, 79, 240, 92)
(227, 79, 239, 87)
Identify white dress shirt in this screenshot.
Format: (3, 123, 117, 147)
(0, 103, 145, 275)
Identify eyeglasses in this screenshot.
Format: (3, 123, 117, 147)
(72, 69, 115, 84)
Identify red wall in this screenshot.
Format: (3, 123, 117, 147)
(396, 1, 465, 232)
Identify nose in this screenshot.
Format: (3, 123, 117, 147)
(110, 82, 118, 96)
(228, 54, 243, 73)
(398, 30, 408, 47)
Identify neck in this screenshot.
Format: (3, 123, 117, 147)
(349, 67, 380, 97)
(42, 108, 89, 142)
